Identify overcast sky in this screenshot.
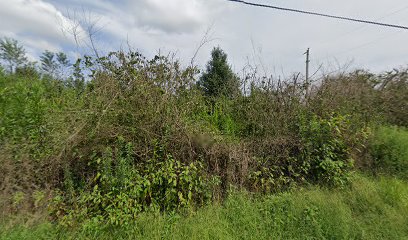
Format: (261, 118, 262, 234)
(1, 0, 407, 77)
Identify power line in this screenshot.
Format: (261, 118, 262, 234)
(227, 0, 408, 31)
(336, 32, 402, 56)
(310, 5, 408, 66)
(314, 30, 404, 64)
(314, 5, 408, 47)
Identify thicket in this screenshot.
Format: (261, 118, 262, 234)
(2, 175, 408, 239)
(370, 126, 408, 177)
(1, 39, 408, 228)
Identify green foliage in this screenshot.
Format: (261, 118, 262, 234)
(370, 126, 408, 177)
(192, 97, 240, 137)
(0, 37, 28, 73)
(248, 156, 308, 193)
(2, 42, 408, 231)
(249, 114, 355, 192)
(0, 74, 49, 149)
(299, 114, 354, 187)
(197, 47, 240, 99)
(378, 69, 408, 127)
(70, 58, 85, 92)
(53, 139, 216, 227)
(0, 72, 86, 217)
(15, 63, 41, 79)
(210, 101, 238, 135)
(40, 50, 71, 80)
(3, 175, 408, 239)
(40, 50, 56, 75)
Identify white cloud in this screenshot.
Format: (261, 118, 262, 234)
(127, 0, 224, 34)
(0, 0, 84, 54)
(132, 0, 205, 33)
(0, 0, 407, 73)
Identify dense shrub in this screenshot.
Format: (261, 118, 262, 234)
(369, 126, 408, 177)
(377, 69, 408, 127)
(248, 114, 356, 192)
(308, 70, 381, 127)
(0, 76, 60, 190)
(0, 73, 87, 218)
(1, 46, 408, 226)
(299, 114, 354, 186)
(53, 139, 215, 227)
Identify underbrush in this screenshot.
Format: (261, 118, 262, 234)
(370, 126, 408, 177)
(1, 174, 407, 240)
(53, 139, 217, 227)
(1, 50, 408, 228)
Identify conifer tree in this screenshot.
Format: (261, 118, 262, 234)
(198, 47, 240, 98)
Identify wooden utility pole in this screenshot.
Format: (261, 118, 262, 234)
(304, 48, 310, 97)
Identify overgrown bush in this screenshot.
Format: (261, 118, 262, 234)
(53, 138, 215, 227)
(0, 74, 82, 215)
(309, 70, 380, 127)
(248, 114, 356, 191)
(369, 126, 408, 177)
(377, 69, 408, 127)
(1, 45, 408, 226)
(299, 114, 354, 186)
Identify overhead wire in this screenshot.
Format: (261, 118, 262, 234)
(314, 4, 408, 47)
(227, 0, 408, 77)
(227, 0, 408, 30)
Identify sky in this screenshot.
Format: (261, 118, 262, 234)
(0, 0, 408, 78)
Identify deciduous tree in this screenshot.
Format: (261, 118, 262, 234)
(0, 37, 28, 73)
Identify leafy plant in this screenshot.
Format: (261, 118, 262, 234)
(370, 126, 408, 177)
(299, 114, 354, 187)
(0, 37, 28, 73)
(54, 139, 216, 227)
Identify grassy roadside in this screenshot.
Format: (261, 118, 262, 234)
(1, 174, 407, 240)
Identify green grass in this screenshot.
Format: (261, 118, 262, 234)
(1, 174, 408, 240)
(370, 126, 408, 177)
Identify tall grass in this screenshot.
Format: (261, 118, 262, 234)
(370, 126, 408, 177)
(1, 174, 407, 240)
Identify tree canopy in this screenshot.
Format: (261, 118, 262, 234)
(0, 37, 28, 73)
(40, 50, 71, 79)
(198, 47, 240, 98)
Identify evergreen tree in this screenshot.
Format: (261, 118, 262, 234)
(198, 47, 240, 98)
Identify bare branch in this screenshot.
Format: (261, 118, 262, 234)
(59, 8, 104, 59)
(190, 23, 217, 67)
